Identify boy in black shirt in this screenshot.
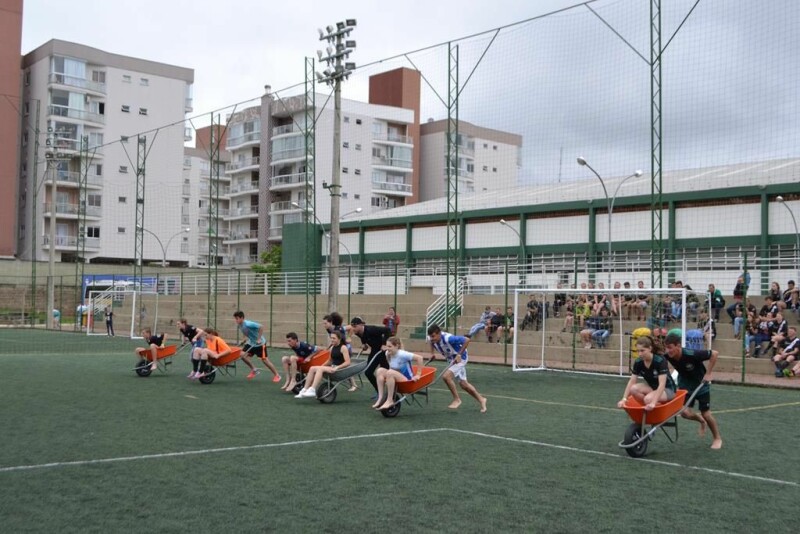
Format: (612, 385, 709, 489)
(136, 328, 166, 372)
(350, 317, 391, 396)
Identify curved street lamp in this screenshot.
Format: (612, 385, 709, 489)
(137, 225, 191, 267)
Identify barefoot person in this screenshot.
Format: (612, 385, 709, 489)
(135, 328, 165, 372)
(373, 337, 424, 410)
(663, 331, 723, 449)
(427, 324, 487, 413)
(281, 332, 320, 391)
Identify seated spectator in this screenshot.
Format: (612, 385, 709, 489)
(684, 284, 700, 320)
(773, 326, 799, 377)
(496, 306, 515, 343)
(520, 294, 541, 331)
(744, 312, 760, 358)
(635, 281, 649, 321)
(553, 284, 567, 317)
(733, 305, 745, 340)
(769, 282, 782, 309)
(579, 313, 599, 349)
(697, 311, 716, 345)
(707, 283, 724, 321)
(467, 305, 495, 340)
(487, 307, 503, 342)
(609, 281, 622, 317)
(592, 308, 613, 348)
(759, 295, 779, 318)
(726, 276, 747, 323)
(574, 297, 591, 328)
(782, 280, 799, 312)
(770, 312, 789, 355)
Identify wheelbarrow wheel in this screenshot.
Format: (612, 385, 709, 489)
(380, 397, 402, 418)
(198, 363, 216, 385)
(623, 422, 649, 458)
(135, 359, 152, 377)
(317, 382, 337, 404)
(292, 373, 304, 394)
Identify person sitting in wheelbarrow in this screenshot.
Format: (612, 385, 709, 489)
(295, 331, 351, 399)
(135, 328, 166, 372)
(373, 336, 424, 410)
(191, 329, 233, 380)
(618, 336, 676, 411)
(281, 332, 319, 392)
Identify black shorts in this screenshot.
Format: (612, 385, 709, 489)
(243, 344, 267, 359)
(685, 390, 711, 413)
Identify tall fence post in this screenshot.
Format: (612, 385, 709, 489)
(179, 272, 184, 318)
(503, 260, 509, 365)
(741, 252, 748, 384)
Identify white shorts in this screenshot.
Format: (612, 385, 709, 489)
(446, 360, 468, 382)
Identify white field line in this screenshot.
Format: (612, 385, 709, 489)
(448, 429, 799, 487)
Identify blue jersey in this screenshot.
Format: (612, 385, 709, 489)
(292, 341, 317, 358)
(390, 349, 415, 380)
(431, 332, 468, 362)
(240, 319, 264, 345)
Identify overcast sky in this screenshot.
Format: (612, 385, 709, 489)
(20, 0, 800, 184)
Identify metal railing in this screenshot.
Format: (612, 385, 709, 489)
(49, 73, 106, 94)
(371, 180, 412, 194)
(372, 156, 413, 169)
(42, 203, 102, 218)
(41, 235, 100, 249)
(48, 105, 105, 124)
(226, 206, 259, 217)
(372, 132, 412, 144)
(226, 131, 261, 149)
(226, 157, 260, 172)
(271, 172, 309, 188)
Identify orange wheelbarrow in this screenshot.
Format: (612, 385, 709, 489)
(198, 348, 243, 385)
(618, 382, 706, 457)
(134, 344, 184, 377)
(380, 363, 447, 418)
(290, 349, 331, 394)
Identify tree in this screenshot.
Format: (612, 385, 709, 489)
(251, 244, 281, 292)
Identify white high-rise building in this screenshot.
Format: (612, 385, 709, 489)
(419, 120, 522, 201)
(224, 107, 261, 265)
(17, 40, 194, 265)
(183, 146, 229, 267)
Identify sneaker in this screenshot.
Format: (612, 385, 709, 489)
(149, 362, 157, 371)
(271, 374, 281, 383)
(775, 370, 784, 378)
(246, 369, 261, 380)
(783, 368, 793, 378)
(300, 387, 316, 398)
(294, 388, 308, 398)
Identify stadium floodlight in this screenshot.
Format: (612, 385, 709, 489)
(577, 157, 642, 286)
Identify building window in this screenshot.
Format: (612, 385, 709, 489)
(342, 192, 348, 199)
(88, 194, 102, 207)
(119, 166, 128, 174)
(122, 75, 131, 83)
(355, 144, 361, 151)
(22, 132, 28, 146)
(24, 71, 30, 86)
(343, 141, 349, 148)
(92, 71, 106, 83)
(493, 167, 497, 172)
(121, 105, 130, 113)
(94, 164, 103, 176)
(483, 143, 488, 149)
(23, 102, 29, 116)
(493, 145, 498, 150)
(342, 167, 349, 174)
(139, 108, 148, 116)
(118, 196, 126, 203)
(117, 227, 126, 234)
(354, 194, 360, 200)
(355, 118, 362, 125)
(354, 169, 361, 175)
(482, 165, 488, 172)
(120, 136, 129, 143)
(343, 116, 350, 123)
(140, 78, 149, 86)
(371, 196, 382, 207)
(87, 227, 100, 238)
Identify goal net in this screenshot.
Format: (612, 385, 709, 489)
(86, 290, 160, 339)
(511, 286, 711, 376)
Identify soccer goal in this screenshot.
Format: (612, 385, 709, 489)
(86, 290, 159, 339)
(511, 287, 709, 376)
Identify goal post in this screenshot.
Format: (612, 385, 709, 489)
(511, 287, 709, 376)
(86, 290, 159, 339)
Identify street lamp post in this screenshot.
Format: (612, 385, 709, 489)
(577, 157, 642, 286)
(499, 219, 525, 286)
(777, 196, 800, 286)
(137, 226, 191, 267)
(316, 20, 357, 313)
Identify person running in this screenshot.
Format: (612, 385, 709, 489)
(373, 336, 424, 410)
(427, 324, 487, 413)
(192, 328, 233, 379)
(618, 336, 676, 411)
(295, 330, 351, 399)
(350, 316, 392, 398)
(663, 331, 723, 449)
(233, 310, 281, 382)
(178, 319, 205, 379)
(135, 328, 165, 372)
(282, 332, 320, 391)
(105, 306, 114, 336)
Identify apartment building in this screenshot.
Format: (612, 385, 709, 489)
(0, 0, 23, 258)
(419, 120, 522, 201)
(183, 144, 229, 267)
(261, 88, 417, 248)
(17, 39, 193, 264)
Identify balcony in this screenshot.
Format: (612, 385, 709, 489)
(48, 73, 106, 95)
(185, 98, 193, 113)
(43, 202, 101, 219)
(270, 172, 309, 191)
(42, 235, 100, 250)
(182, 184, 191, 196)
(226, 131, 260, 150)
(48, 105, 105, 125)
(372, 132, 412, 145)
(267, 227, 283, 240)
(225, 206, 259, 219)
(227, 182, 259, 196)
(371, 179, 412, 196)
(444, 167, 475, 179)
(224, 230, 258, 244)
(270, 200, 302, 213)
(200, 184, 231, 197)
(184, 127, 193, 142)
(271, 148, 308, 165)
(272, 124, 304, 136)
(198, 208, 229, 218)
(226, 157, 260, 174)
(224, 255, 259, 266)
(372, 155, 413, 171)
(55, 170, 103, 188)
